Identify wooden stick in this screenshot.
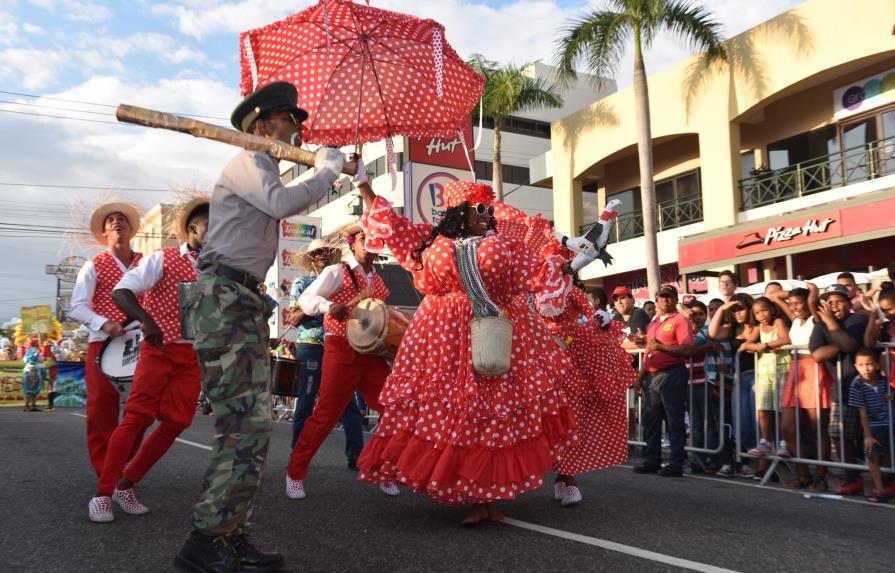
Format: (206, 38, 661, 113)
(115, 104, 357, 176)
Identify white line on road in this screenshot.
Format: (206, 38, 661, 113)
(502, 518, 741, 573)
(70, 412, 212, 451)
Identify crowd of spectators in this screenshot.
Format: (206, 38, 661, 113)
(595, 263, 895, 502)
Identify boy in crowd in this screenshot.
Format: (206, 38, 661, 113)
(849, 348, 895, 502)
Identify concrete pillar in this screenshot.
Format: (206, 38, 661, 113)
(697, 120, 742, 229)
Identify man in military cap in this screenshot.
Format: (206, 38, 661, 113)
(175, 82, 344, 573)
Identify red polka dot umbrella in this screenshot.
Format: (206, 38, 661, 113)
(239, 0, 485, 147)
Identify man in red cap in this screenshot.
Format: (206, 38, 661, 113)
(610, 285, 651, 350)
(70, 202, 143, 476)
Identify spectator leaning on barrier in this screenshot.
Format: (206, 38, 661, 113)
(860, 287, 895, 387)
(810, 283, 869, 495)
(611, 286, 651, 350)
(848, 347, 895, 503)
(700, 299, 736, 475)
(632, 285, 695, 477)
(684, 300, 721, 473)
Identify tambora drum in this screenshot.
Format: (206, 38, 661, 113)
(346, 298, 410, 357)
(98, 325, 143, 403)
(270, 356, 301, 397)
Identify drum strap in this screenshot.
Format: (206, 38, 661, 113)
(344, 262, 360, 293)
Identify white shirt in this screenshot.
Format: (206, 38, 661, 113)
(69, 251, 141, 343)
(115, 243, 198, 345)
(788, 316, 815, 354)
(298, 258, 375, 320)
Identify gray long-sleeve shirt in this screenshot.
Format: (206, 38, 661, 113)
(198, 150, 338, 281)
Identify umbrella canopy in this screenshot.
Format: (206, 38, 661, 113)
(239, 0, 485, 147)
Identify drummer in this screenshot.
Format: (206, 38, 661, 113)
(287, 239, 367, 470)
(69, 202, 143, 477)
(86, 196, 208, 523)
(285, 222, 398, 500)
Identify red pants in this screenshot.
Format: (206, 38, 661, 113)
(287, 336, 388, 480)
(86, 341, 123, 476)
(96, 342, 200, 496)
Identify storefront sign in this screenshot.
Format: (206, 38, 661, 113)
(264, 215, 322, 340)
(761, 217, 835, 246)
(407, 119, 474, 170)
(833, 67, 895, 120)
(405, 163, 470, 224)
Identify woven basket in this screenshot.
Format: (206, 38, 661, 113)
(470, 316, 513, 377)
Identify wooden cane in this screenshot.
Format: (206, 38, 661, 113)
(115, 104, 357, 176)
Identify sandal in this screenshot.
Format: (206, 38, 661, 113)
(810, 478, 828, 492)
(784, 475, 812, 489)
(867, 489, 889, 503)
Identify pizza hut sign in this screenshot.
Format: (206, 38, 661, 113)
(763, 217, 834, 245)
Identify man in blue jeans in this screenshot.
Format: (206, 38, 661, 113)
(288, 239, 366, 469)
(633, 285, 695, 477)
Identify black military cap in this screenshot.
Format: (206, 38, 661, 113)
(230, 81, 309, 133)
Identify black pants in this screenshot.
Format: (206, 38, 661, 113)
(644, 364, 688, 467)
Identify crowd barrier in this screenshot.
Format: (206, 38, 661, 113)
(626, 342, 895, 481)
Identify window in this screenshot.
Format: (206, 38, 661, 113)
(473, 161, 530, 185)
(480, 115, 551, 139)
(741, 151, 756, 177)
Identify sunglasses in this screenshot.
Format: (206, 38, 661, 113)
(473, 203, 495, 217)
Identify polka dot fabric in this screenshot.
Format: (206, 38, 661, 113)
(239, 0, 485, 147)
(140, 248, 197, 346)
(542, 288, 635, 475)
(357, 196, 577, 505)
(92, 251, 143, 326)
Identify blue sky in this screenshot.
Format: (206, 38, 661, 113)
(0, 0, 802, 323)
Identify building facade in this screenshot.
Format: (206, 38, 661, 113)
(538, 0, 895, 297)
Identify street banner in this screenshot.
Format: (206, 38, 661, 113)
(20, 305, 55, 336)
(264, 215, 323, 340)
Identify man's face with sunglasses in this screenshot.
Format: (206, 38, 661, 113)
(256, 108, 302, 145)
(465, 202, 494, 236)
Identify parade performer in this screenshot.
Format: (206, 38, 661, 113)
(286, 224, 397, 499)
(41, 341, 58, 411)
(70, 202, 143, 475)
(174, 81, 344, 573)
(287, 239, 367, 469)
(21, 339, 45, 412)
(355, 175, 578, 526)
(87, 197, 208, 523)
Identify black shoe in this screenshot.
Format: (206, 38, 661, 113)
(229, 533, 284, 573)
(346, 454, 359, 471)
(174, 530, 238, 573)
(633, 462, 661, 474)
(658, 464, 684, 477)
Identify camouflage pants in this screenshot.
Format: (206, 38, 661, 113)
(187, 272, 273, 536)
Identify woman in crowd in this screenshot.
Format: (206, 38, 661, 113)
(355, 178, 577, 525)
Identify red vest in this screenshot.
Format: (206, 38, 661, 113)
(142, 247, 198, 345)
(92, 250, 143, 326)
(323, 263, 390, 338)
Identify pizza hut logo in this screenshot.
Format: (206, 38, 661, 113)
(736, 217, 835, 249)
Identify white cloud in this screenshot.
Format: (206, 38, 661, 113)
(22, 22, 45, 34)
(0, 48, 70, 88)
(29, 0, 113, 22)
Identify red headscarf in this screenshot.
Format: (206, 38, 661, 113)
(442, 181, 494, 208)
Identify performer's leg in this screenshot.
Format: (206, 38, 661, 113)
(290, 343, 323, 448)
(287, 338, 362, 480)
(95, 411, 154, 496)
(85, 341, 122, 476)
(356, 355, 388, 412)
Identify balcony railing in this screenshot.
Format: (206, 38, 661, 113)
(578, 193, 703, 243)
(739, 136, 895, 210)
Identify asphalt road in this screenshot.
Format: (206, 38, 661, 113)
(1, 408, 893, 573)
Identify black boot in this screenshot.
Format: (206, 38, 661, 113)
(229, 533, 284, 573)
(174, 530, 239, 573)
(346, 453, 359, 471)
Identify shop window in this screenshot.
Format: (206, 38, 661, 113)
(473, 161, 530, 185)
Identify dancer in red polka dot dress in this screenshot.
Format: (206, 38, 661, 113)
(355, 178, 577, 525)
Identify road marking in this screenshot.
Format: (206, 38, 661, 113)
(70, 412, 212, 451)
(502, 518, 741, 573)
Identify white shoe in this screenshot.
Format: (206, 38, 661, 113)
(285, 476, 306, 499)
(553, 482, 567, 500)
(561, 486, 582, 507)
(379, 482, 400, 497)
(88, 496, 114, 523)
(112, 488, 149, 515)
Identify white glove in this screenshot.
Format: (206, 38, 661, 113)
(351, 155, 368, 186)
(593, 309, 612, 328)
(314, 147, 344, 175)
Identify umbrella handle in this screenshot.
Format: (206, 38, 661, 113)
(115, 104, 358, 176)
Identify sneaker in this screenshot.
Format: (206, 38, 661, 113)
(776, 441, 791, 458)
(716, 464, 734, 478)
(112, 488, 149, 515)
(379, 482, 400, 497)
(632, 462, 661, 474)
(88, 496, 114, 523)
(736, 465, 755, 478)
(747, 440, 773, 457)
(553, 482, 567, 500)
(835, 477, 864, 496)
(229, 532, 284, 573)
(285, 476, 306, 500)
(658, 464, 684, 477)
(174, 530, 238, 573)
(561, 486, 582, 507)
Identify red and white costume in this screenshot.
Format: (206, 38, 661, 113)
(94, 243, 200, 496)
(287, 259, 390, 481)
(70, 250, 144, 475)
(357, 182, 576, 504)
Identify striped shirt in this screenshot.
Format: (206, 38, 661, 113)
(848, 375, 894, 429)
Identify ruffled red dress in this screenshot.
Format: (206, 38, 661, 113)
(541, 288, 634, 475)
(357, 196, 576, 504)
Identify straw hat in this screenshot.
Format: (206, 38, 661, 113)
(298, 238, 341, 270)
(89, 202, 142, 245)
(175, 195, 211, 242)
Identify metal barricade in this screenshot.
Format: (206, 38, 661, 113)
(731, 343, 895, 485)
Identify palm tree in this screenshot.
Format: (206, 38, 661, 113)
(468, 55, 564, 201)
(554, 0, 724, 295)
